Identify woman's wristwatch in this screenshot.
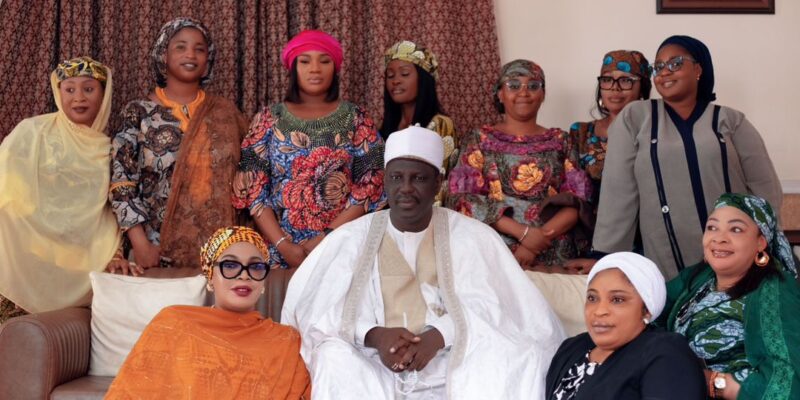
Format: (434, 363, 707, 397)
(709, 371, 726, 398)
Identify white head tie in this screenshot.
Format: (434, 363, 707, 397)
(587, 252, 667, 320)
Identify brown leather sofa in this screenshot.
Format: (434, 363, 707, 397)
(0, 268, 295, 400)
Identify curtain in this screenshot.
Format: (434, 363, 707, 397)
(0, 0, 500, 141)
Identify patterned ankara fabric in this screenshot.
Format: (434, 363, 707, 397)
(200, 226, 269, 281)
(446, 126, 592, 265)
(232, 102, 386, 269)
(674, 278, 751, 381)
(494, 59, 545, 94)
(106, 305, 311, 399)
(599, 50, 650, 79)
(384, 40, 439, 79)
(109, 95, 248, 270)
(569, 121, 605, 205)
(663, 264, 800, 399)
(54, 56, 109, 83)
(1, 1, 501, 148)
(714, 193, 797, 277)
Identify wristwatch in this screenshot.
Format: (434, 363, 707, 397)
(714, 375, 727, 392)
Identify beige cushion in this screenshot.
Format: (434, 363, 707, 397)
(88, 272, 206, 376)
(526, 271, 588, 337)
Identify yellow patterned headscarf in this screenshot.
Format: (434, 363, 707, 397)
(385, 40, 439, 80)
(54, 56, 108, 84)
(200, 226, 269, 281)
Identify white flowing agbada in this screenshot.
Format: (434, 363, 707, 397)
(282, 207, 565, 400)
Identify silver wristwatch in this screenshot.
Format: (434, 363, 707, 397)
(714, 376, 727, 391)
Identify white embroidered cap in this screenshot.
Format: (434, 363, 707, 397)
(384, 125, 444, 173)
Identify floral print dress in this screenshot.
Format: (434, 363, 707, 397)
(233, 102, 386, 268)
(446, 126, 591, 265)
(109, 97, 245, 269)
(570, 121, 606, 207)
(110, 101, 185, 245)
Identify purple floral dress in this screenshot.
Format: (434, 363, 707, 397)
(446, 126, 592, 265)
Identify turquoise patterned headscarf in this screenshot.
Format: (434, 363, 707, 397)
(714, 193, 797, 277)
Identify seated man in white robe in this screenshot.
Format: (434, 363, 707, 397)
(282, 126, 565, 400)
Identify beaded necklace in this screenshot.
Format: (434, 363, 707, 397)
(273, 102, 355, 147)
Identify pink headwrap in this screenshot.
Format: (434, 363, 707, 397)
(281, 30, 343, 71)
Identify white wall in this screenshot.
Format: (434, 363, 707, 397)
(494, 0, 799, 191)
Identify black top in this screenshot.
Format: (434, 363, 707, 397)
(545, 329, 706, 400)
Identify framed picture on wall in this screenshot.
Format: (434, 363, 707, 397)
(657, 0, 775, 14)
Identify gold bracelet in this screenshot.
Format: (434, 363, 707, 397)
(519, 225, 531, 242)
(274, 235, 290, 249)
(109, 181, 137, 192)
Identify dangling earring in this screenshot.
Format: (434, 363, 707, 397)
(755, 251, 770, 267)
(206, 282, 214, 292)
(260, 288, 266, 295)
(598, 99, 604, 108)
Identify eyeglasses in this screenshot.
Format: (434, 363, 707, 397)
(503, 79, 544, 92)
(215, 260, 269, 281)
(652, 56, 697, 76)
(597, 76, 641, 91)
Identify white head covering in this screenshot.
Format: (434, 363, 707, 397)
(384, 125, 444, 174)
(587, 252, 667, 320)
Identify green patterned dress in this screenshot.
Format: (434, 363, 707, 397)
(673, 278, 752, 382)
(662, 263, 800, 399)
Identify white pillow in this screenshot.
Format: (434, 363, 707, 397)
(526, 271, 588, 337)
(88, 271, 207, 376)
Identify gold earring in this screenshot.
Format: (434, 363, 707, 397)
(755, 251, 769, 267)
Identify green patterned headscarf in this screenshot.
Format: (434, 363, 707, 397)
(714, 193, 797, 277)
(494, 59, 545, 94)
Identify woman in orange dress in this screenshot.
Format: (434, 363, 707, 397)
(107, 226, 311, 399)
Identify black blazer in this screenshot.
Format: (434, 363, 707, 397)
(545, 329, 706, 400)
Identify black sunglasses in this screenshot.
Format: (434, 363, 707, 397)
(215, 260, 269, 281)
